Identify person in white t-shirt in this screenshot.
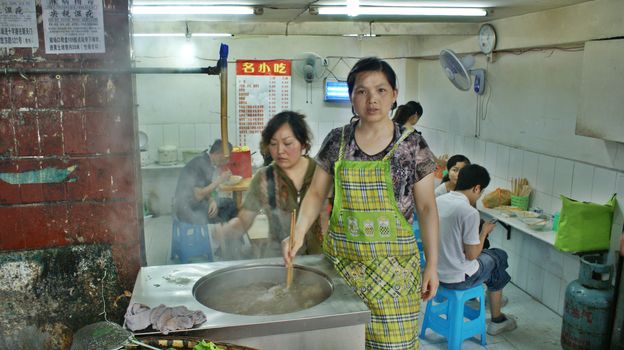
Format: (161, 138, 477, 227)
(436, 164, 517, 336)
(434, 154, 470, 197)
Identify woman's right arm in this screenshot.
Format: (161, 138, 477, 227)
(221, 209, 258, 238)
(282, 167, 333, 265)
(221, 170, 265, 237)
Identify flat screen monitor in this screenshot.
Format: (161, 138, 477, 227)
(324, 79, 350, 102)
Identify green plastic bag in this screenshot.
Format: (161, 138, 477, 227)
(554, 194, 616, 252)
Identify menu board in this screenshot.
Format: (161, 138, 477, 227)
(0, 0, 38, 48)
(42, 0, 105, 54)
(236, 59, 291, 148)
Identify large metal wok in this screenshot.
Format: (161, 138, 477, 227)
(127, 255, 370, 349)
(193, 264, 333, 315)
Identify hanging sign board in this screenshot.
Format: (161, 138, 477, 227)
(236, 59, 291, 149)
(42, 0, 105, 54)
(0, 0, 38, 48)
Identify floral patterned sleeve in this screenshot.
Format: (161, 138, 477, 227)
(412, 134, 437, 182)
(314, 127, 343, 177)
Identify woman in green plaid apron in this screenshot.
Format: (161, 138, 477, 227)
(283, 57, 439, 349)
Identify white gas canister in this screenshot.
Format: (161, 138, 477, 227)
(157, 145, 178, 165)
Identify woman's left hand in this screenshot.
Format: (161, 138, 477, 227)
(281, 236, 303, 267)
(421, 265, 439, 301)
(207, 200, 218, 218)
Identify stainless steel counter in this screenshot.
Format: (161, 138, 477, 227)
(128, 255, 370, 348)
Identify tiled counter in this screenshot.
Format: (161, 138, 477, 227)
(479, 207, 580, 316)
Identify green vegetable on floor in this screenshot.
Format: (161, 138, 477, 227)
(193, 340, 223, 350)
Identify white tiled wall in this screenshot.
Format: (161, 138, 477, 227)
(433, 133, 624, 218)
(140, 119, 348, 167)
(571, 162, 594, 203)
(431, 132, 624, 316)
(488, 222, 580, 316)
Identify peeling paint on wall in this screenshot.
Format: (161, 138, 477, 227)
(0, 245, 127, 349)
(0, 165, 76, 184)
(0, 260, 41, 292)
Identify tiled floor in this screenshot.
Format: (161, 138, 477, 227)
(145, 215, 563, 349)
(144, 215, 174, 266)
(419, 283, 562, 349)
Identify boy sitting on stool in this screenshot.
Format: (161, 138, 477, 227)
(436, 164, 517, 335)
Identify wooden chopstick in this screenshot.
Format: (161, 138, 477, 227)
(286, 209, 296, 289)
(511, 177, 531, 196)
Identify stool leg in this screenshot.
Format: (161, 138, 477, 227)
(171, 219, 180, 260)
(178, 224, 189, 264)
(480, 295, 487, 346)
(420, 299, 432, 339)
(203, 225, 214, 262)
(448, 296, 463, 350)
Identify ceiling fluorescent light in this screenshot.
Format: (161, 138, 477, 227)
(131, 6, 254, 15)
(192, 33, 233, 37)
(318, 6, 487, 16)
(342, 34, 377, 37)
(133, 33, 185, 37)
(133, 33, 232, 37)
(346, 0, 359, 17)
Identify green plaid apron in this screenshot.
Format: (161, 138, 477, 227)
(324, 126, 422, 350)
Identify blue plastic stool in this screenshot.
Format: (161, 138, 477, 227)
(413, 213, 426, 268)
(420, 284, 487, 350)
(171, 218, 213, 263)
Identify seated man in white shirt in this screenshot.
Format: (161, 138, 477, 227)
(436, 164, 517, 335)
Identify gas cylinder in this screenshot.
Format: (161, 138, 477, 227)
(561, 254, 615, 349)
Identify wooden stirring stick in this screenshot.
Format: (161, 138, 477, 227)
(286, 209, 296, 289)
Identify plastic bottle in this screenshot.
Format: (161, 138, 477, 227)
(552, 211, 560, 231)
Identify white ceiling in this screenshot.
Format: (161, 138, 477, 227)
(131, 0, 592, 23)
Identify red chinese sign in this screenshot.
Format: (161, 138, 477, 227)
(236, 60, 291, 76)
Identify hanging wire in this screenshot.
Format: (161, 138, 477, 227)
(480, 59, 493, 122)
(475, 93, 480, 138)
(323, 58, 343, 81)
(99, 268, 109, 322)
(482, 78, 493, 122)
(185, 22, 191, 40)
(132, 44, 583, 65)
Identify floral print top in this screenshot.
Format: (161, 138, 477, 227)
(316, 121, 437, 222)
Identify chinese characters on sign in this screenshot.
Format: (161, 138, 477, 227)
(0, 0, 38, 48)
(42, 0, 105, 54)
(236, 60, 291, 147)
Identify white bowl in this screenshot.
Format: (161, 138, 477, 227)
(225, 175, 243, 186)
(516, 211, 540, 218)
(523, 218, 548, 231)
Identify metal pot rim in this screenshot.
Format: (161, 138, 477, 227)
(192, 262, 335, 295)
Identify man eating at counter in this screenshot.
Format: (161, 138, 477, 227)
(435, 164, 517, 336)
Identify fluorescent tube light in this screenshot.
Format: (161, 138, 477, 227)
(192, 33, 232, 37)
(346, 0, 359, 17)
(342, 34, 377, 37)
(133, 33, 232, 37)
(318, 6, 487, 16)
(133, 33, 185, 37)
(131, 5, 254, 15)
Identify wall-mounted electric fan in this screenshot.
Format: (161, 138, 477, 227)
(439, 49, 486, 95)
